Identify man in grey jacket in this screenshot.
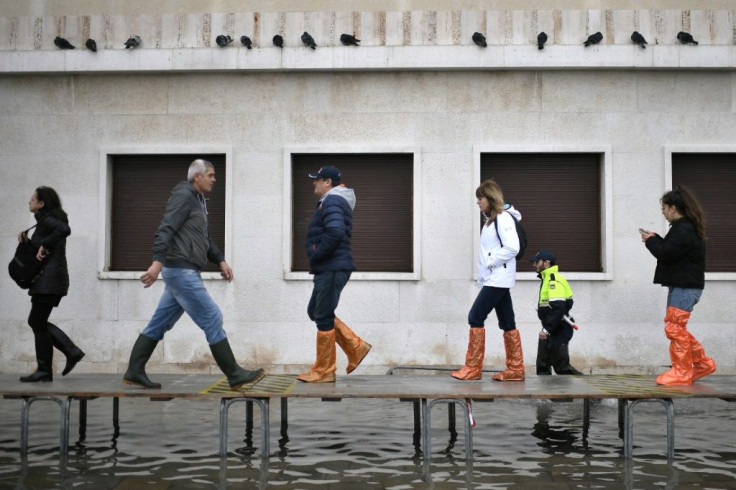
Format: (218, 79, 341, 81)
(123, 159, 264, 389)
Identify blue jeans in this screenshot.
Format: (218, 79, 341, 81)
(141, 267, 226, 345)
(667, 287, 702, 312)
(467, 286, 516, 330)
(307, 270, 351, 331)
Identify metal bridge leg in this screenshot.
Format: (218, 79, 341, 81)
(220, 398, 270, 458)
(423, 399, 474, 473)
(20, 396, 68, 457)
(624, 398, 675, 461)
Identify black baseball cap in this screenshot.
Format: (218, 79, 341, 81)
(308, 166, 341, 182)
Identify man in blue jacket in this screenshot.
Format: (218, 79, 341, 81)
(123, 159, 264, 389)
(298, 166, 371, 383)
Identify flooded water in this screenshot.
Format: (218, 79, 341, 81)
(0, 394, 734, 489)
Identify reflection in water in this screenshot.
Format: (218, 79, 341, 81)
(0, 396, 734, 488)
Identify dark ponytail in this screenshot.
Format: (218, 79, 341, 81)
(661, 185, 706, 239)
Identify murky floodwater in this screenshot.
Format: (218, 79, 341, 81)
(0, 394, 734, 489)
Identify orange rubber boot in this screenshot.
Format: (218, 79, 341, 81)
(451, 328, 485, 380)
(297, 330, 337, 383)
(334, 316, 372, 374)
(689, 333, 716, 382)
(656, 307, 694, 386)
(492, 329, 525, 381)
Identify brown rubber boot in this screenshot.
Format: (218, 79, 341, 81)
(656, 307, 694, 386)
(334, 316, 372, 374)
(297, 329, 337, 383)
(451, 328, 485, 380)
(492, 329, 525, 381)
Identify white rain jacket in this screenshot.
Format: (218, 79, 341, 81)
(477, 205, 522, 288)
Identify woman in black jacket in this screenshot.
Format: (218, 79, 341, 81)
(19, 186, 85, 382)
(640, 185, 715, 386)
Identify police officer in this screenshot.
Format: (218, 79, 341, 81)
(530, 249, 582, 375)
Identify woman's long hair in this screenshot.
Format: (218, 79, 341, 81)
(35, 186, 68, 221)
(476, 179, 505, 225)
(661, 185, 706, 239)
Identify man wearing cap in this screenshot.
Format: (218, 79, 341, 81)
(297, 166, 371, 383)
(530, 249, 582, 376)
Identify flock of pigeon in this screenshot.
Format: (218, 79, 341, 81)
(473, 30, 699, 49)
(52, 32, 359, 51)
(53, 30, 699, 52)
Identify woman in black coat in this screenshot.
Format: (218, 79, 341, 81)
(19, 186, 85, 382)
(640, 185, 715, 386)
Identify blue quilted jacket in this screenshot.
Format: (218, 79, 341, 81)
(305, 186, 356, 274)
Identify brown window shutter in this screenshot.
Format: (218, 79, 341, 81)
(111, 154, 226, 271)
(673, 153, 736, 272)
(291, 154, 414, 273)
(481, 153, 602, 272)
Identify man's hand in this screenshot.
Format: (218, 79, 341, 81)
(140, 261, 163, 288)
(219, 261, 234, 282)
(538, 329, 549, 340)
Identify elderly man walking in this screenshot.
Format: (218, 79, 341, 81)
(123, 159, 264, 389)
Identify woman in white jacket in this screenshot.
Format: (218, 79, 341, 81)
(451, 179, 525, 381)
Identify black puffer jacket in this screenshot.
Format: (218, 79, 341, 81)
(645, 218, 705, 289)
(28, 209, 71, 297)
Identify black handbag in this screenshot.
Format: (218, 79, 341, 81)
(8, 225, 45, 289)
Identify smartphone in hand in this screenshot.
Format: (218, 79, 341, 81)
(638, 228, 648, 234)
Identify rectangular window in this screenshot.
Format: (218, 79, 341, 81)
(479, 151, 610, 275)
(285, 150, 420, 280)
(672, 153, 736, 273)
(105, 153, 227, 273)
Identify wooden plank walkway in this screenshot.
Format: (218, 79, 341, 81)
(2, 373, 735, 468)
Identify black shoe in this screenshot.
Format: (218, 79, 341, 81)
(122, 335, 161, 389)
(210, 338, 265, 389)
(47, 323, 86, 376)
(20, 370, 53, 383)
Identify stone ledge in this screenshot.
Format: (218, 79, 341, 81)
(1, 45, 734, 73)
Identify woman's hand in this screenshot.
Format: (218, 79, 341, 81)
(639, 229, 656, 242)
(36, 245, 48, 261)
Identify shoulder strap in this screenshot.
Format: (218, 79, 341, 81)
(493, 217, 504, 247)
(23, 224, 37, 234)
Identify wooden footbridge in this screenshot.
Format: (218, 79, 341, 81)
(2, 370, 734, 471)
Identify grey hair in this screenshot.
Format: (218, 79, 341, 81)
(187, 159, 214, 182)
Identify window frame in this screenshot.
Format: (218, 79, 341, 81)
(473, 145, 614, 281)
(97, 146, 233, 280)
(283, 146, 422, 281)
(665, 145, 736, 281)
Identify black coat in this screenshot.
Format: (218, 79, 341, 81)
(28, 210, 71, 297)
(645, 218, 705, 289)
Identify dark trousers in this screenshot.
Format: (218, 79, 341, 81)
(307, 270, 351, 331)
(467, 286, 516, 330)
(27, 301, 55, 367)
(536, 339, 581, 375)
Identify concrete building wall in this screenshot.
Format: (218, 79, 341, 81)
(1, 3, 734, 377)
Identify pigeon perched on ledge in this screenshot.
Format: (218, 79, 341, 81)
(54, 37, 75, 49)
(631, 31, 648, 49)
(677, 32, 698, 45)
(340, 34, 360, 46)
(124, 35, 141, 49)
(583, 32, 603, 47)
(301, 31, 317, 49)
(537, 32, 547, 50)
(273, 35, 284, 48)
(472, 32, 487, 47)
(85, 39, 97, 52)
(216, 35, 233, 47)
(240, 36, 252, 49)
